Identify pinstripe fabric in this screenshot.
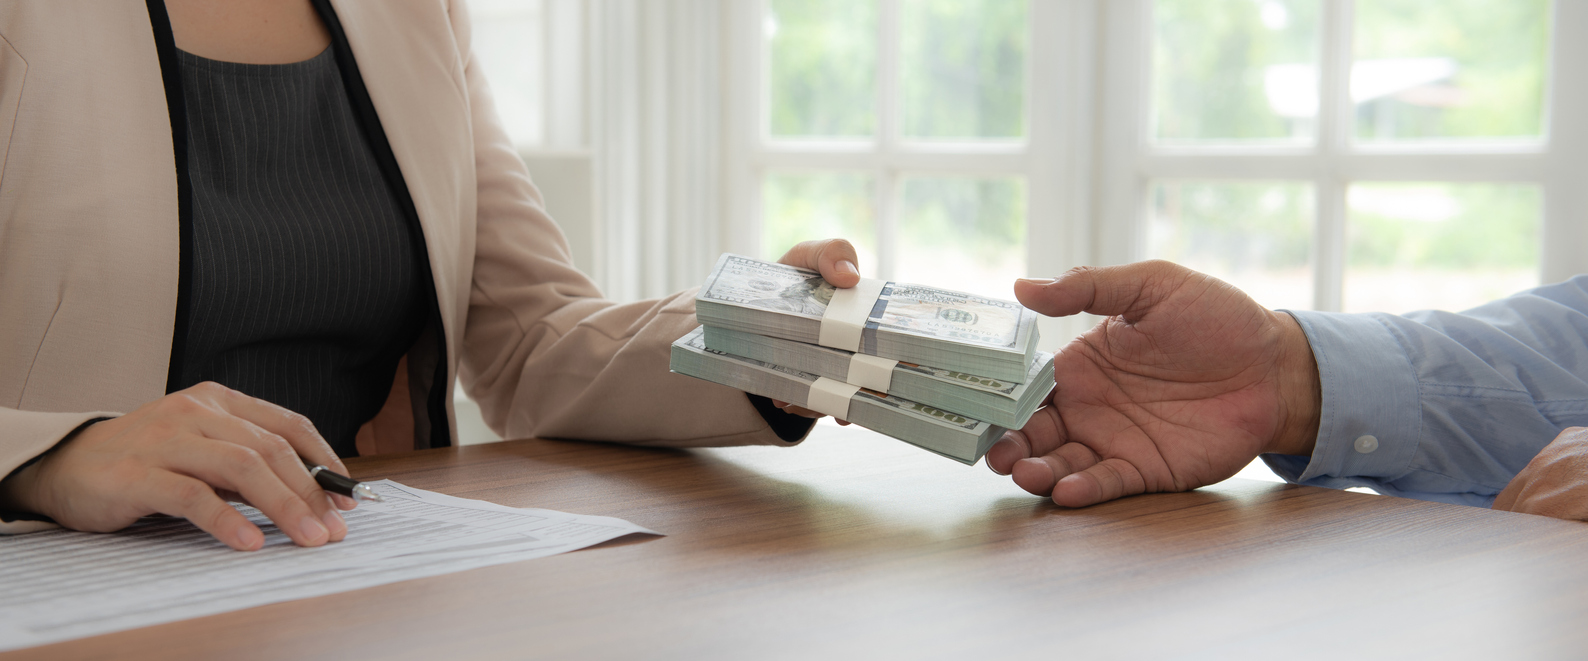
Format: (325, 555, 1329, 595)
(173, 47, 425, 457)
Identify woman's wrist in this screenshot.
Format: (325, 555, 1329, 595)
(0, 460, 45, 518)
(0, 416, 110, 519)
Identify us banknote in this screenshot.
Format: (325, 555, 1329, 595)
(695, 254, 1040, 382)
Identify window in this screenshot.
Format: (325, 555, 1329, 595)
(728, 0, 1585, 345)
(468, 0, 586, 150)
(469, 0, 548, 147)
(727, 0, 1092, 311)
(1100, 0, 1587, 316)
(468, 0, 1588, 322)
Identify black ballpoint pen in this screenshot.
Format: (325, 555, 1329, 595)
(303, 461, 385, 503)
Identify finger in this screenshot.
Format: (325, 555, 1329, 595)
(1014, 260, 1194, 321)
(1010, 442, 1099, 496)
(985, 430, 1032, 475)
(193, 415, 347, 542)
(199, 383, 347, 476)
(163, 435, 333, 547)
(1010, 457, 1056, 496)
(1492, 475, 1524, 511)
(780, 238, 861, 288)
(993, 405, 1067, 477)
(1052, 457, 1148, 507)
(145, 470, 265, 551)
(1016, 405, 1068, 456)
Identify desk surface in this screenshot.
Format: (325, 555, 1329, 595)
(14, 424, 1588, 660)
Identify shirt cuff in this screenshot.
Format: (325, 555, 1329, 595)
(1262, 311, 1422, 487)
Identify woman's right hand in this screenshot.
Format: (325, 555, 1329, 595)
(0, 382, 352, 550)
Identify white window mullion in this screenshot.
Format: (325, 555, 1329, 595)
(1140, 153, 1551, 183)
(722, 0, 762, 259)
(1543, 0, 1588, 284)
(1027, 0, 1099, 345)
(876, 0, 901, 280)
(1096, 0, 1152, 267)
(757, 151, 1028, 174)
(1312, 0, 1354, 312)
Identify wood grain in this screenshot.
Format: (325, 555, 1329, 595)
(10, 424, 1588, 660)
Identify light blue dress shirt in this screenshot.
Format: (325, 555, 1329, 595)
(1264, 276, 1588, 507)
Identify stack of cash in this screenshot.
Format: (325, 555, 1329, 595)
(670, 254, 1056, 465)
(702, 325, 1053, 429)
(671, 329, 1008, 464)
(694, 255, 1041, 382)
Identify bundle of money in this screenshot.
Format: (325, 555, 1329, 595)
(694, 254, 1041, 382)
(671, 253, 1058, 465)
(671, 328, 1005, 465)
(702, 325, 1054, 429)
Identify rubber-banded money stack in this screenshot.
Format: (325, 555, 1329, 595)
(670, 254, 1056, 465)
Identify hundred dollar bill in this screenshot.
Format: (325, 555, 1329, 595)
(694, 254, 1040, 383)
(702, 325, 1055, 429)
(670, 328, 1005, 465)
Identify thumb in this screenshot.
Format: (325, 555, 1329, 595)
(779, 238, 862, 289)
(1014, 260, 1193, 321)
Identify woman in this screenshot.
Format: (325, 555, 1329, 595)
(0, 0, 847, 549)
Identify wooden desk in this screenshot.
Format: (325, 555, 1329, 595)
(14, 424, 1588, 660)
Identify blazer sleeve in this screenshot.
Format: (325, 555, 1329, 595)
(0, 409, 117, 534)
(446, 0, 808, 448)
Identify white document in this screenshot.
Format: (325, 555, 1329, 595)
(0, 480, 656, 652)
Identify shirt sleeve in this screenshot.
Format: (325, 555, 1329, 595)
(1263, 275, 1588, 507)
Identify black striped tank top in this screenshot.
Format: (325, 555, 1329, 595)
(171, 46, 426, 457)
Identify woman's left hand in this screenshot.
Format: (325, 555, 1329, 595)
(1493, 427, 1588, 521)
(767, 238, 862, 423)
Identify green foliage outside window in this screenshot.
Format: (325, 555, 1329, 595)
(900, 0, 1027, 139)
(900, 177, 1026, 265)
(767, 0, 877, 138)
(1153, 0, 1321, 141)
(1354, 0, 1550, 141)
(1348, 184, 1539, 269)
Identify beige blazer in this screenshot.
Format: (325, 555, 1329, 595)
(0, 1, 794, 532)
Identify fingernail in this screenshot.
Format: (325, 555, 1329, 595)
(322, 508, 346, 536)
(300, 516, 329, 544)
(236, 526, 263, 550)
(987, 456, 1008, 475)
(837, 260, 859, 276)
(1016, 278, 1057, 286)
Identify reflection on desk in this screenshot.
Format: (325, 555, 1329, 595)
(16, 423, 1588, 660)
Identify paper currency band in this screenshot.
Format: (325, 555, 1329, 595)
(818, 277, 886, 353)
(845, 354, 897, 392)
(806, 377, 861, 420)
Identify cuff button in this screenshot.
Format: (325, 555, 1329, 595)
(1354, 434, 1379, 454)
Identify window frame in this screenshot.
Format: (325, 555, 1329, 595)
(1097, 0, 1588, 313)
(724, 0, 1588, 340)
(724, 0, 1098, 344)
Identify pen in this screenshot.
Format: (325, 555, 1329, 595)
(303, 461, 385, 503)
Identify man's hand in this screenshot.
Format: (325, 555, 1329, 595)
(768, 238, 861, 423)
(0, 382, 354, 550)
(985, 260, 1321, 507)
(1493, 427, 1588, 520)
